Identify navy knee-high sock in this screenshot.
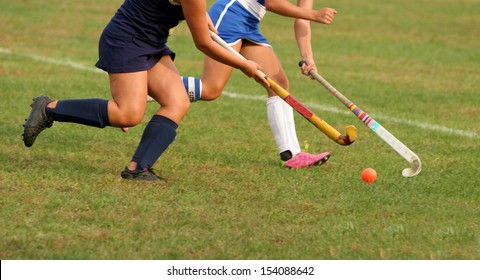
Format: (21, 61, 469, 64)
(46, 99, 110, 128)
(132, 115, 178, 170)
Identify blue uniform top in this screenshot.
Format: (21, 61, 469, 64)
(105, 0, 185, 45)
(209, 0, 269, 46)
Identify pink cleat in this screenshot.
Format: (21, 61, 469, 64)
(284, 152, 331, 169)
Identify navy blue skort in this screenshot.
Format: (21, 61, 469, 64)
(95, 31, 176, 73)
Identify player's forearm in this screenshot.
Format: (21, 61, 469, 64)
(266, 0, 315, 20)
(294, 0, 314, 61)
(294, 18, 313, 62)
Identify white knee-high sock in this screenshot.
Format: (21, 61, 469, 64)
(266, 96, 301, 156)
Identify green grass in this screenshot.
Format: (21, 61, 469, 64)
(1, 0, 479, 260)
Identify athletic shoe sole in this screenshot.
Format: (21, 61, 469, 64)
(22, 96, 54, 147)
(285, 152, 331, 169)
(121, 167, 166, 182)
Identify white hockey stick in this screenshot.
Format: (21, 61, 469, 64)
(306, 67, 422, 177)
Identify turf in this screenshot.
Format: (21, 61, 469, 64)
(0, 0, 479, 260)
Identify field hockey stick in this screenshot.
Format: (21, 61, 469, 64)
(210, 31, 356, 145)
(300, 62, 422, 177)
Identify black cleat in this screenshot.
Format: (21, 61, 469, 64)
(22, 96, 54, 147)
(121, 167, 165, 181)
(280, 150, 293, 161)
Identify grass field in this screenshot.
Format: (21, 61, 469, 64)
(1, 0, 479, 260)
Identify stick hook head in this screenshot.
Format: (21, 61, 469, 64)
(337, 125, 357, 145)
(402, 157, 422, 177)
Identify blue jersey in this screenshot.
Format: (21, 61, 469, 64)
(209, 0, 269, 46)
(106, 0, 185, 45)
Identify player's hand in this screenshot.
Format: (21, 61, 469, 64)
(241, 60, 270, 88)
(299, 58, 317, 78)
(313, 8, 337, 24)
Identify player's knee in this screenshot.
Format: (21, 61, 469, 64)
(200, 91, 221, 101)
(200, 84, 222, 101)
(168, 98, 191, 115)
(117, 110, 144, 127)
(158, 101, 190, 124)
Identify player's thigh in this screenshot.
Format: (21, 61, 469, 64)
(147, 55, 190, 123)
(201, 41, 242, 99)
(241, 42, 289, 89)
(109, 71, 148, 125)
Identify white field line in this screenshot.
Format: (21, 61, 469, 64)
(0, 47, 105, 74)
(1, 47, 478, 139)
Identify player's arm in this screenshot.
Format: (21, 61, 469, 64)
(266, 0, 337, 76)
(265, 0, 336, 24)
(180, 0, 268, 86)
(294, 0, 315, 75)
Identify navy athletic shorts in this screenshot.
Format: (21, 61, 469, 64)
(95, 31, 176, 73)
